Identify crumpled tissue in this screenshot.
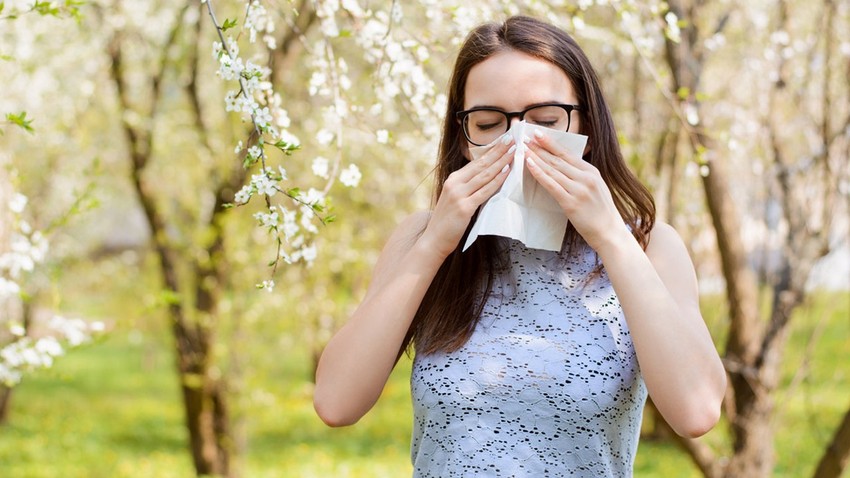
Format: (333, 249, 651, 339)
(462, 120, 589, 252)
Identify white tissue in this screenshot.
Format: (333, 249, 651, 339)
(462, 121, 589, 252)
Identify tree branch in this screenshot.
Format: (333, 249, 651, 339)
(271, 0, 318, 87)
(674, 434, 724, 478)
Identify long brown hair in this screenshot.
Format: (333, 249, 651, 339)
(403, 16, 655, 356)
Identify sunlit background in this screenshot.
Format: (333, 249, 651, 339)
(1, 1, 848, 477)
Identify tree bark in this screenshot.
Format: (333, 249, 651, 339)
(814, 404, 850, 478)
(0, 386, 12, 425)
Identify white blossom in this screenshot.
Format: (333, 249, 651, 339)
(316, 129, 335, 146)
(339, 164, 362, 188)
(9, 193, 28, 214)
(258, 279, 275, 292)
(9, 324, 25, 337)
(251, 172, 278, 197)
(312, 156, 330, 179)
(281, 208, 299, 239)
(376, 129, 389, 144)
(301, 244, 318, 263)
(234, 185, 252, 204)
(254, 210, 280, 228)
(254, 107, 272, 129)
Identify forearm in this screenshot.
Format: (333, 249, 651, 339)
(313, 237, 444, 426)
(596, 226, 726, 437)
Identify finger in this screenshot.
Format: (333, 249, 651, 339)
(461, 134, 514, 174)
(463, 143, 516, 189)
(527, 143, 581, 181)
(525, 154, 577, 207)
(467, 161, 512, 205)
(525, 148, 573, 190)
(530, 129, 592, 172)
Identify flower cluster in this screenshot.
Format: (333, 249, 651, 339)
(204, 0, 349, 288)
(0, 316, 104, 386)
(0, 191, 103, 386)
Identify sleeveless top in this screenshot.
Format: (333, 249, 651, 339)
(410, 238, 647, 477)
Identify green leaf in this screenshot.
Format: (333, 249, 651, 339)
(243, 155, 259, 168)
(287, 187, 301, 199)
(222, 18, 237, 31)
(6, 111, 34, 133)
(272, 140, 301, 155)
(0, 3, 5, 15)
(33, 1, 60, 16)
(324, 214, 337, 224)
(158, 289, 181, 306)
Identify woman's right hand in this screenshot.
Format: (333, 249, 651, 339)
(420, 134, 516, 257)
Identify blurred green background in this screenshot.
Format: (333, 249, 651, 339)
(1, 1, 849, 477)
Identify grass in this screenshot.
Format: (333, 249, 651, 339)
(0, 291, 848, 477)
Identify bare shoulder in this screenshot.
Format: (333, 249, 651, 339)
(646, 220, 699, 300)
(646, 220, 688, 258)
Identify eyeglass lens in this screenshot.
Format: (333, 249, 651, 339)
(463, 105, 572, 146)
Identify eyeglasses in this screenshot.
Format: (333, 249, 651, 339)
(455, 103, 582, 146)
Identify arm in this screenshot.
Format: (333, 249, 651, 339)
(526, 132, 726, 437)
(313, 211, 443, 427)
(313, 134, 516, 427)
(595, 221, 726, 438)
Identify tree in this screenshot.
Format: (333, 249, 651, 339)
(0, 0, 103, 424)
(656, 0, 850, 476)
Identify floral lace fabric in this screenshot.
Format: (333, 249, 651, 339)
(411, 239, 647, 477)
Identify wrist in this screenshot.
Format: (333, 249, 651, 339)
(412, 229, 455, 265)
(592, 223, 641, 263)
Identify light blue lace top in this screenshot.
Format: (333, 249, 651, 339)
(411, 239, 647, 477)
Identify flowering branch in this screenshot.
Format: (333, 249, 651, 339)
(0, 191, 103, 386)
(202, 0, 347, 290)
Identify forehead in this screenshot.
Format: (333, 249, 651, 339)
(464, 50, 577, 110)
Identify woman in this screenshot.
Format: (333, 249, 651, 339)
(314, 15, 726, 477)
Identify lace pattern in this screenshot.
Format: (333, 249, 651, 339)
(410, 239, 646, 477)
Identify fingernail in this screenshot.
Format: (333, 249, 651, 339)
(508, 144, 517, 154)
(533, 129, 544, 139)
(522, 135, 531, 144)
(500, 133, 512, 145)
(500, 164, 510, 173)
(526, 157, 536, 167)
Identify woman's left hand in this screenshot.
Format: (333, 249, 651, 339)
(524, 130, 627, 252)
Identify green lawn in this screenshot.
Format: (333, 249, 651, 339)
(0, 291, 847, 477)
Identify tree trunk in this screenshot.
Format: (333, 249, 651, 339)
(178, 352, 230, 476)
(107, 5, 235, 474)
(814, 404, 850, 478)
(0, 386, 12, 425)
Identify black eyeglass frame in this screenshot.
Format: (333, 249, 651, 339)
(455, 103, 583, 146)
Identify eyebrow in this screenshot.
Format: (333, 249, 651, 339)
(466, 101, 569, 111)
